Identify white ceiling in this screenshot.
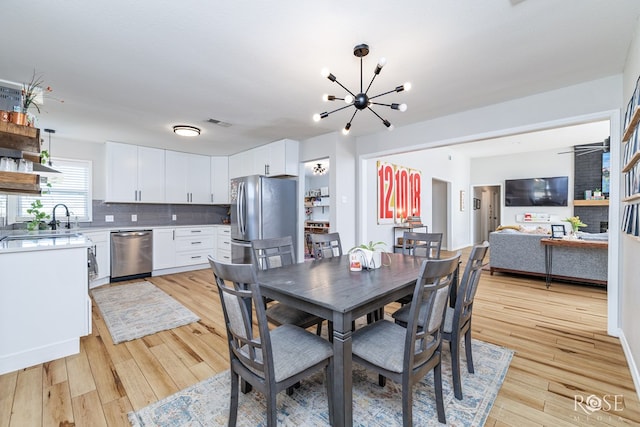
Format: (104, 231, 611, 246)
(1, 1, 639, 156)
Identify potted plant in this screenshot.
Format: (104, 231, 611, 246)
(563, 216, 587, 237)
(349, 240, 389, 269)
(26, 199, 50, 231)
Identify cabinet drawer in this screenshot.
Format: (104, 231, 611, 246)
(175, 236, 214, 252)
(217, 237, 231, 251)
(217, 226, 231, 237)
(175, 227, 215, 238)
(215, 249, 232, 264)
(175, 250, 212, 266)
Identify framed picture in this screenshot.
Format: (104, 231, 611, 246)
(551, 224, 566, 238)
(459, 190, 465, 211)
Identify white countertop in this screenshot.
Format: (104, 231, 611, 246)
(0, 224, 231, 254)
(0, 233, 91, 253)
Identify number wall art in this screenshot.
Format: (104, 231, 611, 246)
(377, 161, 422, 224)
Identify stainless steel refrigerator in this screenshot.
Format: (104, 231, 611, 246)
(230, 175, 297, 263)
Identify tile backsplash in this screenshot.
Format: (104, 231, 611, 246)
(88, 200, 230, 228)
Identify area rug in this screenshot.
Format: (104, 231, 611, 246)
(128, 339, 513, 426)
(91, 281, 200, 344)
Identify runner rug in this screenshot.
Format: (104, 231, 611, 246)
(91, 281, 200, 344)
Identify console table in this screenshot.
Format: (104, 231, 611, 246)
(540, 238, 608, 288)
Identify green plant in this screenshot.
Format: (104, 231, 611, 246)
(26, 199, 50, 231)
(21, 70, 49, 113)
(40, 149, 50, 165)
(349, 240, 387, 253)
(564, 216, 587, 232)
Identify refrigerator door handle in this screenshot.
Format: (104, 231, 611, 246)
(238, 181, 246, 236)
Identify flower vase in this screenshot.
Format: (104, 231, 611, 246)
(9, 111, 27, 126)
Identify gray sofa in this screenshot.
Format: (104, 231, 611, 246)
(489, 230, 608, 285)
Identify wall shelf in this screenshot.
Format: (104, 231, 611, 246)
(574, 199, 609, 206)
(623, 106, 640, 142)
(622, 151, 640, 173)
(0, 123, 42, 195)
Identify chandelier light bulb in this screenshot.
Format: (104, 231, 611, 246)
(404, 82, 412, 91)
(342, 127, 350, 135)
(344, 94, 354, 104)
(322, 94, 329, 102)
(321, 68, 330, 78)
(313, 113, 321, 122)
(378, 57, 387, 68)
(399, 103, 407, 112)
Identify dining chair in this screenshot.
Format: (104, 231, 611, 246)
(351, 253, 461, 426)
(251, 236, 325, 336)
(401, 231, 443, 259)
(392, 242, 489, 400)
(209, 258, 334, 427)
(310, 232, 343, 259)
(396, 231, 444, 305)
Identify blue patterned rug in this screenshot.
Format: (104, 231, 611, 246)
(129, 339, 512, 426)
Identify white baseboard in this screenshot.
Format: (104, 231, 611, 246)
(618, 329, 640, 401)
(0, 338, 80, 376)
(152, 263, 209, 277)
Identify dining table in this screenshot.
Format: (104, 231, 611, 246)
(256, 252, 426, 427)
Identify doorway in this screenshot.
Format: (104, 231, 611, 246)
(431, 178, 450, 250)
(303, 158, 330, 259)
(473, 185, 501, 243)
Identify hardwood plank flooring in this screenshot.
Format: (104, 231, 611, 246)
(1, 252, 639, 426)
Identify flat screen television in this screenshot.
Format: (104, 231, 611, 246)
(504, 176, 569, 207)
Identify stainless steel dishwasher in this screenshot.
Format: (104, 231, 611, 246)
(110, 230, 153, 281)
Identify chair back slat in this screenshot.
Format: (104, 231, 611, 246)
(209, 258, 274, 379)
(310, 232, 343, 259)
(404, 253, 460, 369)
(402, 232, 443, 259)
(251, 236, 296, 270)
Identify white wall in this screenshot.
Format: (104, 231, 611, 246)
(621, 16, 640, 398)
(362, 147, 471, 251)
(471, 148, 574, 225)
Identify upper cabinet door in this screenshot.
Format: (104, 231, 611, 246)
(165, 151, 189, 203)
(165, 151, 211, 204)
(106, 142, 138, 202)
(211, 156, 229, 204)
(137, 146, 166, 203)
(188, 154, 211, 204)
(267, 139, 299, 176)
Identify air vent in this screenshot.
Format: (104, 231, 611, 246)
(207, 118, 232, 127)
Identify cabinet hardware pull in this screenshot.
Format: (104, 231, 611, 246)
(192, 241, 202, 245)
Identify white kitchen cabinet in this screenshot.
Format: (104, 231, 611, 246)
(229, 150, 252, 179)
(153, 226, 215, 272)
(153, 228, 176, 270)
(253, 139, 299, 176)
(0, 245, 90, 375)
(83, 230, 111, 288)
(106, 142, 165, 203)
(165, 151, 211, 204)
(210, 156, 229, 204)
(215, 225, 231, 263)
(229, 139, 299, 178)
(174, 227, 215, 266)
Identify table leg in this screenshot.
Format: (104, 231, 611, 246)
(544, 245, 552, 289)
(332, 313, 353, 427)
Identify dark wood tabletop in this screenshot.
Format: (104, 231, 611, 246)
(540, 237, 608, 249)
(256, 252, 426, 427)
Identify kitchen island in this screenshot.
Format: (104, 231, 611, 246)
(0, 232, 92, 375)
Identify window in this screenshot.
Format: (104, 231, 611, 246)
(14, 158, 92, 223)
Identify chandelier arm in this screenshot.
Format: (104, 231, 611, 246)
(367, 106, 389, 124)
(333, 77, 356, 97)
(368, 88, 400, 101)
(325, 103, 355, 116)
(364, 73, 378, 95)
(370, 101, 393, 107)
(347, 109, 358, 125)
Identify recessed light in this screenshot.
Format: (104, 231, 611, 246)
(173, 125, 201, 137)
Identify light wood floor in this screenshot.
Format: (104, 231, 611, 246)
(1, 253, 639, 426)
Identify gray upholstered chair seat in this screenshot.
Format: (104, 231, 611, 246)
(265, 303, 322, 328)
(240, 324, 333, 382)
(352, 320, 436, 374)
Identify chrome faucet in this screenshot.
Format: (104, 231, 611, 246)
(50, 204, 70, 230)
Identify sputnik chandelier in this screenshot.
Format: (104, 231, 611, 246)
(313, 43, 411, 135)
(313, 163, 327, 175)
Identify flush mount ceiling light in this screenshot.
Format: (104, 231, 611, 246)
(313, 43, 411, 135)
(313, 163, 327, 175)
(173, 125, 201, 137)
